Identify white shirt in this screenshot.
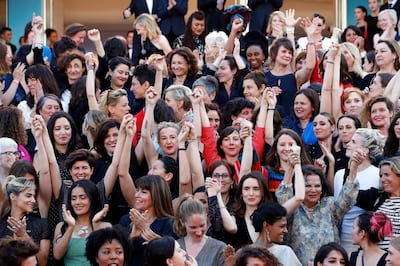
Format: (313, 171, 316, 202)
(146, 0, 153, 14)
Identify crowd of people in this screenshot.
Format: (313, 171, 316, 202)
(3, 0, 400, 265)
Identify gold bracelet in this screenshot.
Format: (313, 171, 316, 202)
(12, 79, 19, 85)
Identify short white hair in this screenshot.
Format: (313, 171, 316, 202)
(0, 137, 17, 153)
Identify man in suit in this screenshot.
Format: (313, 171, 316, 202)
(381, 0, 400, 24)
(198, 0, 226, 32)
(157, 0, 187, 46)
(248, 0, 283, 34)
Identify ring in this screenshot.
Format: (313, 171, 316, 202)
(12, 226, 16, 229)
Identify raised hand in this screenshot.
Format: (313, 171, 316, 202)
(300, 17, 317, 36)
(288, 144, 301, 166)
(31, 115, 44, 139)
(87, 29, 101, 43)
(284, 9, 301, 27)
(31, 14, 44, 35)
(239, 120, 253, 141)
(205, 177, 221, 196)
(7, 216, 28, 237)
(152, 55, 165, 72)
(178, 121, 190, 143)
(231, 17, 244, 34)
(62, 204, 76, 227)
(190, 88, 204, 106)
(266, 87, 277, 107)
(145, 87, 159, 106)
(92, 204, 109, 224)
(12, 62, 26, 83)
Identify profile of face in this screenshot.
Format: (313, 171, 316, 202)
(191, 18, 205, 37)
(108, 96, 130, 122)
(317, 250, 346, 266)
(345, 133, 366, 159)
(158, 127, 178, 157)
(266, 216, 288, 244)
(220, 130, 242, 158)
(11, 188, 36, 214)
(48, 31, 59, 44)
(53, 117, 72, 146)
(380, 164, 400, 195)
(96, 239, 124, 266)
(5, 44, 12, 67)
(183, 213, 207, 241)
(70, 160, 93, 182)
(343, 92, 363, 115)
(378, 12, 395, 31)
(337, 117, 357, 144)
(193, 191, 208, 214)
(71, 30, 86, 46)
(71, 186, 91, 216)
(242, 177, 262, 208)
(166, 241, 187, 266)
(351, 217, 364, 246)
(386, 243, 400, 266)
(104, 126, 119, 157)
(130, 76, 148, 99)
(66, 58, 85, 84)
(362, 56, 374, 73)
(243, 79, 263, 101)
(207, 109, 220, 130)
(368, 76, 385, 98)
(313, 114, 335, 141)
(135, 24, 147, 38)
(354, 8, 366, 21)
(304, 174, 322, 208)
(148, 160, 172, 183)
(164, 91, 182, 115)
(394, 118, 400, 139)
(39, 98, 61, 123)
(110, 64, 130, 88)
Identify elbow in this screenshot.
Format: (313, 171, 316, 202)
(295, 194, 305, 202)
(225, 225, 238, 234)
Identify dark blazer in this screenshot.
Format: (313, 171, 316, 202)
(126, 0, 160, 16)
(157, 0, 187, 36)
(380, 1, 400, 24)
(248, 0, 283, 33)
(198, 0, 226, 32)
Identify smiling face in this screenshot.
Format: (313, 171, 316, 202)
(96, 239, 125, 266)
(220, 130, 242, 158)
(343, 92, 363, 115)
(53, 117, 72, 146)
(370, 101, 392, 129)
(171, 54, 189, 78)
(276, 134, 297, 162)
(380, 164, 400, 196)
(109, 96, 130, 122)
(191, 18, 205, 37)
(39, 98, 61, 123)
(12, 188, 36, 213)
(394, 118, 400, 139)
(294, 93, 314, 121)
(216, 59, 236, 83)
(104, 127, 119, 156)
(66, 58, 85, 84)
(183, 213, 207, 241)
(378, 12, 395, 31)
(243, 78, 263, 101)
(158, 127, 178, 157)
(242, 177, 262, 208)
(266, 216, 288, 243)
(212, 165, 234, 194)
(0, 145, 19, 171)
(135, 187, 153, 211)
(313, 114, 334, 141)
(71, 31, 86, 46)
(71, 186, 90, 216)
(110, 64, 130, 89)
(375, 42, 396, 69)
(338, 117, 357, 144)
(304, 174, 322, 208)
(275, 45, 293, 66)
(246, 45, 265, 70)
(70, 160, 93, 182)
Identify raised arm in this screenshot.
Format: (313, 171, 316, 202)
(283, 9, 301, 72)
(225, 17, 243, 54)
(53, 205, 75, 260)
(118, 115, 137, 207)
(87, 29, 105, 58)
(25, 14, 44, 66)
(84, 52, 99, 110)
(320, 45, 340, 117)
(2, 63, 25, 106)
(238, 119, 253, 179)
(186, 121, 204, 192)
(177, 122, 192, 195)
(264, 88, 277, 146)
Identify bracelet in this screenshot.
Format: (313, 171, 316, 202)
(187, 138, 197, 142)
(219, 206, 226, 209)
(12, 79, 19, 85)
(267, 108, 275, 111)
(87, 64, 94, 70)
(285, 27, 295, 34)
(178, 148, 186, 151)
(308, 42, 315, 45)
(326, 60, 334, 64)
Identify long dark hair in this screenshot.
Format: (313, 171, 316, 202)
(93, 119, 120, 159)
(384, 111, 400, 157)
(182, 11, 207, 50)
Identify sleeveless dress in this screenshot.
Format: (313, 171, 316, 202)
(63, 237, 90, 266)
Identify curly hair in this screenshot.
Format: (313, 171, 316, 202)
(0, 106, 27, 146)
(167, 47, 200, 78)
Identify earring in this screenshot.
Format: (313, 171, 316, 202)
(266, 230, 271, 242)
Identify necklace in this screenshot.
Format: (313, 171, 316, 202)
(76, 223, 90, 237)
(255, 239, 274, 248)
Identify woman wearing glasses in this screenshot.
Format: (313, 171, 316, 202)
(0, 137, 20, 184)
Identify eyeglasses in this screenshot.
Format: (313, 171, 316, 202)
(0, 151, 20, 158)
(212, 173, 231, 179)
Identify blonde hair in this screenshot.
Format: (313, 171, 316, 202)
(379, 9, 397, 28)
(205, 31, 228, 48)
(173, 195, 206, 237)
(266, 11, 285, 35)
(341, 42, 367, 78)
(99, 89, 127, 116)
(354, 128, 385, 161)
(134, 14, 161, 40)
(164, 85, 192, 112)
(146, 54, 169, 77)
(3, 175, 36, 204)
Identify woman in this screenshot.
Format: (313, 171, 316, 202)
(334, 128, 385, 253)
(173, 10, 207, 62)
(204, 31, 228, 70)
(367, 73, 393, 99)
(85, 226, 131, 266)
(341, 27, 365, 67)
(384, 112, 400, 157)
(334, 115, 362, 171)
(387, 237, 400, 265)
(265, 11, 285, 47)
(99, 89, 131, 122)
(119, 175, 175, 266)
(144, 236, 197, 266)
(133, 13, 172, 64)
(350, 211, 391, 266)
(53, 180, 110, 265)
(373, 10, 399, 48)
(341, 88, 366, 117)
(0, 238, 39, 266)
(233, 245, 281, 266)
(242, 71, 268, 108)
(164, 85, 193, 122)
(276, 164, 359, 265)
(0, 176, 50, 266)
(81, 110, 108, 150)
(313, 242, 350, 266)
(341, 42, 367, 89)
(357, 156, 400, 249)
(252, 202, 302, 265)
(283, 88, 320, 144)
(56, 49, 86, 112)
(243, 31, 268, 72)
(263, 129, 311, 195)
(226, 172, 272, 249)
(35, 94, 63, 124)
(164, 47, 201, 89)
(174, 196, 226, 265)
(361, 95, 393, 137)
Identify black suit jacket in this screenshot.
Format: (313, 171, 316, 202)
(157, 0, 187, 36)
(248, 0, 283, 33)
(126, 0, 159, 16)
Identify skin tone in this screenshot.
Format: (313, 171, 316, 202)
(171, 54, 189, 82)
(363, 57, 374, 73)
(216, 60, 236, 87)
(71, 31, 86, 46)
(135, 187, 153, 212)
(236, 108, 253, 122)
(11, 188, 36, 216)
(148, 160, 172, 183)
(313, 115, 335, 141)
(368, 0, 380, 14)
(270, 14, 284, 36)
(66, 58, 85, 84)
(386, 244, 400, 266)
(71, 187, 90, 217)
(191, 18, 205, 37)
(5, 46, 12, 66)
(375, 42, 397, 72)
(165, 91, 183, 116)
(109, 96, 130, 122)
(104, 127, 119, 157)
(207, 110, 220, 130)
(243, 79, 264, 103)
(69, 160, 93, 182)
(370, 101, 392, 131)
(96, 239, 124, 266)
(167, 241, 188, 266)
(378, 12, 394, 32)
(158, 127, 179, 157)
(274, 45, 292, 67)
(39, 99, 61, 123)
(337, 118, 357, 144)
(211, 165, 234, 195)
(266, 217, 288, 243)
(317, 250, 346, 266)
(341, 47, 354, 70)
(219, 131, 243, 160)
(246, 257, 266, 266)
(394, 118, 400, 139)
(246, 45, 265, 71)
(53, 118, 72, 152)
(130, 77, 148, 99)
(369, 75, 385, 97)
(20, 256, 37, 266)
(135, 24, 147, 38)
(303, 174, 322, 208)
(276, 134, 297, 165)
(184, 213, 207, 242)
(110, 64, 130, 90)
(294, 93, 313, 126)
(343, 92, 363, 115)
(242, 178, 262, 209)
(0, 146, 19, 175)
(380, 164, 400, 197)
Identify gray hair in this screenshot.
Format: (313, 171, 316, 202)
(0, 137, 17, 153)
(164, 85, 192, 111)
(192, 75, 219, 96)
(156, 121, 180, 141)
(355, 128, 385, 160)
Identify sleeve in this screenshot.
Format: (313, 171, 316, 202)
(355, 188, 381, 211)
(39, 218, 51, 240)
(248, 0, 264, 9)
(333, 179, 360, 223)
(208, 195, 223, 234)
(275, 182, 294, 206)
(201, 126, 221, 168)
(252, 126, 265, 159)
